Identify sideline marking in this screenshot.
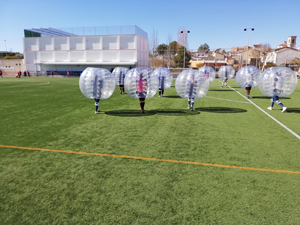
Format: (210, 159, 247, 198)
(1, 144, 300, 175)
(205, 95, 251, 104)
(221, 80, 300, 140)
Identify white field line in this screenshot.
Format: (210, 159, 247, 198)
(218, 80, 300, 140)
(205, 95, 251, 104)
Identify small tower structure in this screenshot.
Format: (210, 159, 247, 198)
(287, 36, 297, 48)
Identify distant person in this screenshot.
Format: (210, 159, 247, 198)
(158, 75, 165, 97)
(18, 71, 21, 78)
(118, 70, 125, 94)
(93, 75, 104, 114)
(221, 68, 228, 88)
(136, 73, 147, 113)
(185, 74, 197, 111)
(27, 71, 30, 77)
(267, 72, 287, 112)
(51, 71, 54, 77)
(23, 71, 27, 77)
(67, 71, 70, 78)
(245, 69, 253, 99)
(0, 70, 3, 78)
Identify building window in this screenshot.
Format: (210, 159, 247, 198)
(292, 39, 295, 43)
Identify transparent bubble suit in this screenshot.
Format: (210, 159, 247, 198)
(79, 67, 115, 99)
(112, 67, 129, 85)
(153, 67, 173, 90)
(258, 67, 298, 97)
(218, 65, 235, 79)
(124, 67, 159, 99)
(199, 66, 216, 83)
(175, 70, 210, 99)
(236, 66, 260, 89)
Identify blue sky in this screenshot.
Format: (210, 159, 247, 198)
(1, 0, 299, 53)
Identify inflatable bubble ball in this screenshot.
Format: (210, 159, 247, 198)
(124, 67, 159, 99)
(199, 66, 216, 83)
(112, 67, 129, 85)
(258, 67, 298, 97)
(175, 69, 210, 99)
(218, 65, 235, 79)
(79, 67, 115, 99)
(236, 66, 260, 89)
(153, 67, 173, 90)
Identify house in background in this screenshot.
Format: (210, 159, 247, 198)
(264, 47, 299, 67)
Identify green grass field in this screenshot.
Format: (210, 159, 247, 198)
(1, 76, 300, 224)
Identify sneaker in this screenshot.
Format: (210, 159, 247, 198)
(141, 110, 144, 114)
(162, 95, 164, 97)
(159, 95, 161, 97)
(267, 107, 272, 110)
(190, 108, 193, 111)
(282, 107, 287, 113)
(221, 86, 223, 88)
(187, 106, 190, 110)
(95, 111, 99, 114)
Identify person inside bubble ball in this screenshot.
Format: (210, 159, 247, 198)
(93, 75, 103, 114)
(205, 69, 209, 79)
(186, 74, 197, 111)
(136, 73, 147, 113)
(158, 74, 165, 97)
(245, 68, 253, 99)
(267, 72, 287, 112)
(221, 67, 228, 88)
(119, 70, 125, 94)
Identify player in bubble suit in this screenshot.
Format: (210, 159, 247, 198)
(245, 68, 254, 99)
(136, 73, 147, 113)
(93, 75, 104, 114)
(185, 74, 197, 111)
(158, 75, 165, 97)
(221, 68, 228, 88)
(267, 72, 287, 112)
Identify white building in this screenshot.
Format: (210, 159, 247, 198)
(264, 47, 300, 66)
(23, 26, 149, 75)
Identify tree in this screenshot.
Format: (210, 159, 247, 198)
(263, 62, 277, 70)
(169, 41, 179, 57)
(196, 62, 203, 69)
(157, 44, 168, 56)
(198, 43, 210, 51)
(173, 46, 191, 68)
(149, 29, 159, 69)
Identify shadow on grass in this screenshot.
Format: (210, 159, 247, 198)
(105, 110, 157, 117)
(251, 96, 291, 99)
(196, 107, 247, 113)
(105, 109, 200, 117)
(162, 95, 181, 98)
(286, 108, 300, 113)
(156, 109, 200, 116)
(209, 89, 234, 92)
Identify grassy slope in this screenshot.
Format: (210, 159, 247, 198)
(1, 77, 300, 224)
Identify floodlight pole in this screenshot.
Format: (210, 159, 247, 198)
(244, 28, 254, 66)
(181, 30, 190, 68)
(4, 40, 7, 56)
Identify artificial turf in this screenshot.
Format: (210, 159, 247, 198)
(1, 76, 300, 224)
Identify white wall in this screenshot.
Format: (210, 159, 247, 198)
(24, 34, 148, 71)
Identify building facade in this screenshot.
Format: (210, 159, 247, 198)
(23, 26, 149, 75)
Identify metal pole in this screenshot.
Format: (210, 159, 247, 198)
(4, 40, 7, 56)
(183, 34, 186, 68)
(246, 30, 250, 66)
(244, 28, 254, 66)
